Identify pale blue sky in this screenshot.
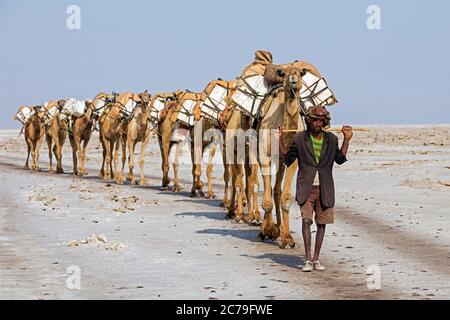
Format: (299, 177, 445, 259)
(1, 0, 449, 129)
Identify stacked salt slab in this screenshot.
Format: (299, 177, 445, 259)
(199, 79, 236, 125)
(232, 50, 273, 117)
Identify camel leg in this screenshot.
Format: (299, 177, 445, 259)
(190, 162, 202, 197)
(172, 143, 181, 192)
(274, 163, 285, 226)
(139, 130, 151, 186)
(25, 137, 31, 170)
(222, 164, 230, 208)
(205, 145, 216, 199)
(53, 132, 63, 174)
(46, 135, 53, 174)
(112, 138, 120, 182)
(160, 137, 171, 190)
(252, 164, 261, 223)
(279, 160, 298, 249)
(247, 163, 260, 225)
(226, 165, 237, 219)
(233, 164, 246, 223)
(69, 136, 78, 176)
(127, 138, 137, 185)
(258, 168, 280, 241)
(33, 134, 44, 172)
(75, 137, 83, 176)
(103, 136, 112, 180)
(220, 145, 230, 208)
(117, 135, 127, 185)
(80, 135, 90, 176)
(99, 132, 106, 178)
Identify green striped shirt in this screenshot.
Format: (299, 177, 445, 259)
(310, 135, 323, 164)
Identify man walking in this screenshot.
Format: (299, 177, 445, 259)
(280, 106, 353, 272)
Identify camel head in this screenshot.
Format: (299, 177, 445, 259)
(57, 99, 66, 111)
(159, 100, 177, 122)
(219, 96, 236, 128)
(32, 105, 46, 123)
(283, 66, 303, 95)
(138, 91, 151, 106)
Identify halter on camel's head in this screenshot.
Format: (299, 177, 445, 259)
(57, 99, 66, 110)
(138, 90, 151, 106)
(284, 66, 304, 94)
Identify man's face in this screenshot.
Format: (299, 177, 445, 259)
(309, 118, 324, 134)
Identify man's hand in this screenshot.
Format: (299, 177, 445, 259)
(342, 125, 353, 141)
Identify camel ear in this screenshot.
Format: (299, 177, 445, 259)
(301, 68, 308, 77)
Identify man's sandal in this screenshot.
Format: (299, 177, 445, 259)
(301, 260, 314, 272)
(313, 261, 326, 271)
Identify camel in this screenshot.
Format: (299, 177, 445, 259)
(68, 100, 97, 176)
(116, 91, 152, 185)
(158, 91, 204, 192)
(98, 96, 128, 182)
(256, 63, 321, 248)
(23, 106, 46, 171)
(219, 101, 260, 224)
(189, 79, 237, 200)
(44, 100, 68, 174)
(216, 50, 275, 223)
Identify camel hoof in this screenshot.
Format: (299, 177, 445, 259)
(256, 232, 267, 242)
(130, 179, 137, 185)
(35, 167, 42, 172)
(24, 165, 29, 170)
(279, 241, 288, 249)
(205, 192, 216, 199)
(56, 169, 64, 174)
(220, 201, 229, 208)
(160, 186, 169, 191)
(225, 212, 235, 220)
(139, 180, 147, 186)
(233, 216, 246, 224)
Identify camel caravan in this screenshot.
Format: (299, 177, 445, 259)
(13, 50, 338, 248)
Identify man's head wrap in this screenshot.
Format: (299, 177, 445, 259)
(305, 106, 331, 129)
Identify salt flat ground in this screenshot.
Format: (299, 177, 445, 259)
(0, 125, 449, 300)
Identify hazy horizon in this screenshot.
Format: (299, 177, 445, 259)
(1, 0, 449, 129)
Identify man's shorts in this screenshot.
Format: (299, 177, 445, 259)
(300, 186, 334, 225)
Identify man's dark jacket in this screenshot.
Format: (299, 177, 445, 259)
(284, 131, 347, 208)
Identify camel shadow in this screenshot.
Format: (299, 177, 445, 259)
(176, 211, 226, 221)
(197, 228, 260, 242)
(173, 198, 224, 208)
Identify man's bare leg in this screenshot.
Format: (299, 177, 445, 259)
(302, 219, 313, 261)
(313, 224, 326, 261)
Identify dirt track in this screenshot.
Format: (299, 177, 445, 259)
(1, 126, 449, 299)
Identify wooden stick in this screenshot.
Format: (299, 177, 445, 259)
(280, 128, 371, 132)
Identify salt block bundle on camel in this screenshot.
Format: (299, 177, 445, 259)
(255, 60, 338, 248)
(189, 79, 237, 199)
(98, 92, 140, 182)
(157, 90, 205, 192)
(14, 105, 47, 171)
(61, 97, 100, 176)
(218, 50, 274, 224)
(42, 99, 68, 174)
